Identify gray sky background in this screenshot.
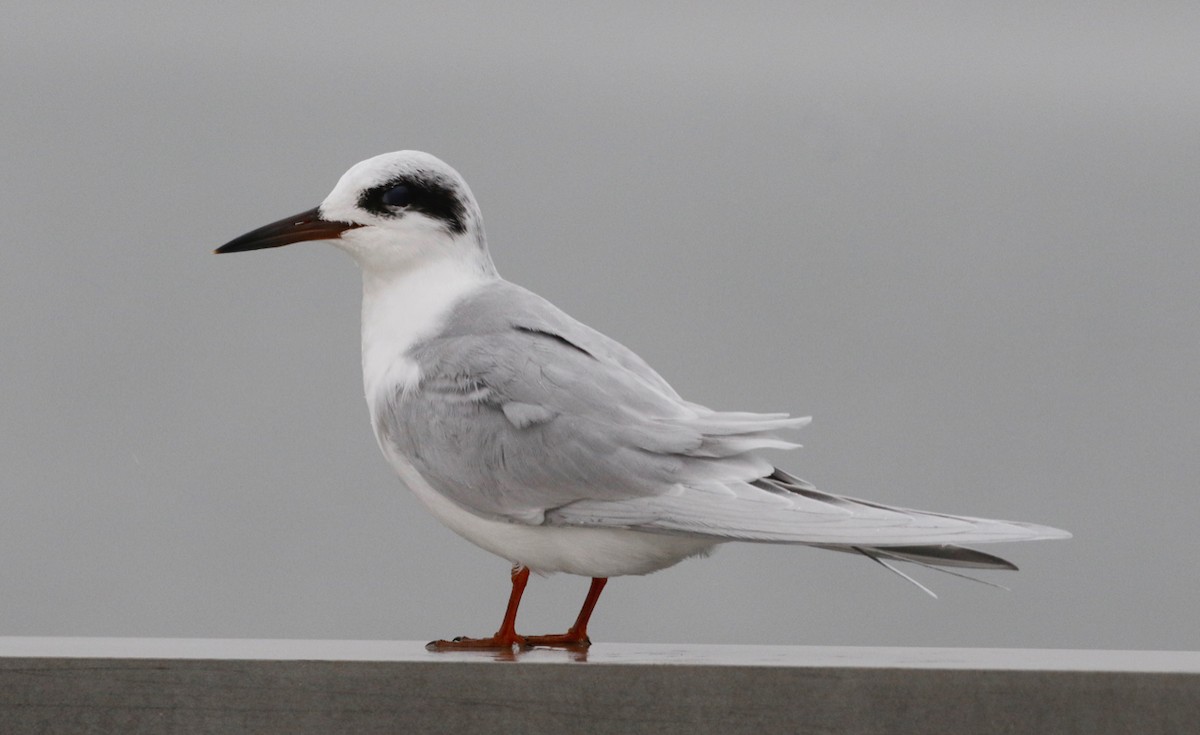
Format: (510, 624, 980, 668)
(2, 3, 1197, 650)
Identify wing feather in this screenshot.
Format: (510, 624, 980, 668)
(373, 282, 806, 522)
(375, 281, 1071, 548)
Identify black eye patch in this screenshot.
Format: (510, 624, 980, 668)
(359, 176, 467, 235)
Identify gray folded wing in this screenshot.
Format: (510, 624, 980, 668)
(375, 281, 1071, 546)
(548, 468, 1071, 545)
(374, 281, 806, 523)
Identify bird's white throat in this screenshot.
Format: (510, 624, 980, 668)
(359, 254, 494, 402)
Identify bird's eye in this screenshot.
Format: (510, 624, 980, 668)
(381, 184, 413, 207)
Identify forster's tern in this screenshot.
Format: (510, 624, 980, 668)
(217, 150, 1069, 649)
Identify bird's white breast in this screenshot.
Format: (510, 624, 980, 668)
(359, 258, 489, 401)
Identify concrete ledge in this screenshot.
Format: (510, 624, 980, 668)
(3, 639, 1198, 734)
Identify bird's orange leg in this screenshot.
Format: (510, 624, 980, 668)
(525, 577, 608, 648)
(426, 566, 531, 650)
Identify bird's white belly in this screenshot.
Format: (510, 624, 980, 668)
(387, 454, 718, 577)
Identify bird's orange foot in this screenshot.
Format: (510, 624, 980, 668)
(522, 630, 592, 649)
(425, 633, 529, 651)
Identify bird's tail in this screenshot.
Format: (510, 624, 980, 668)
(807, 542, 1017, 597)
(758, 469, 1068, 596)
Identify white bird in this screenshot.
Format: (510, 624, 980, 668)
(216, 150, 1070, 650)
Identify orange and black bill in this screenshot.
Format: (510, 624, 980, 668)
(215, 207, 361, 254)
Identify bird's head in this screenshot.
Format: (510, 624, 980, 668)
(216, 150, 492, 275)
